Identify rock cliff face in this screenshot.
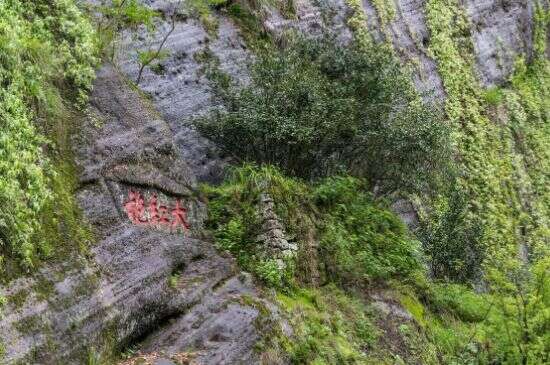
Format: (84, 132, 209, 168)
(1, 0, 546, 363)
(0, 65, 269, 364)
(465, 0, 536, 86)
(115, 0, 544, 180)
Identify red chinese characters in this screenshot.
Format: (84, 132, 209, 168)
(124, 190, 147, 224)
(124, 190, 190, 232)
(171, 200, 190, 230)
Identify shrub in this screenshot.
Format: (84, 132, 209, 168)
(254, 259, 288, 288)
(196, 34, 450, 195)
(419, 186, 486, 283)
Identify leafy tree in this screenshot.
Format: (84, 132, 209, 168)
(196, 34, 451, 196)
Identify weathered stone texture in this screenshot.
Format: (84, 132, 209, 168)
(0, 65, 267, 364)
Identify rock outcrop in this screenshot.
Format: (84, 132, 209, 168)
(0, 64, 269, 364)
(256, 194, 298, 268)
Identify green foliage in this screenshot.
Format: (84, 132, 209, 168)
(314, 177, 424, 286)
(0, 87, 51, 266)
(425, 283, 490, 323)
(214, 217, 247, 252)
(483, 258, 550, 364)
(372, 0, 396, 28)
(168, 272, 181, 289)
(482, 87, 504, 105)
(0, 294, 6, 330)
(254, 259, 288, 288)
(425, 0, 521, 273)
(203, 165, 308, 287)
(423, 1, 550, 362)
(92, 0, 173, 86)
(424, 0, 550, 272)
(117, 0, 158, 30)
(405, 275, 550, 365)
(185, 0, 229, 34)
(225, 1, 269, 47)
(197, 34, 450, 195)
(86, 348, 103, 365)
(275, 286, 377, 364)
(92, 0, 172, 86)
(384, 286, 482, 364)
(0, 0, 97, 268)
(420, 186, 485, 283)
(205, 166, 423, 289)
(93, 0, 159, 57)
(137, 49, 169, 65)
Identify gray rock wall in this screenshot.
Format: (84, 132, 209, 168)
(0, 65, 268, 364)
(465, 0, 536, 86)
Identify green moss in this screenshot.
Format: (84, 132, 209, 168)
(276, 289, 317, 311)
(168, 272, 181, 289)
(426, 283, 489, 322)
(483, 87, 504, 105)
(400, 294, 426, 327)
